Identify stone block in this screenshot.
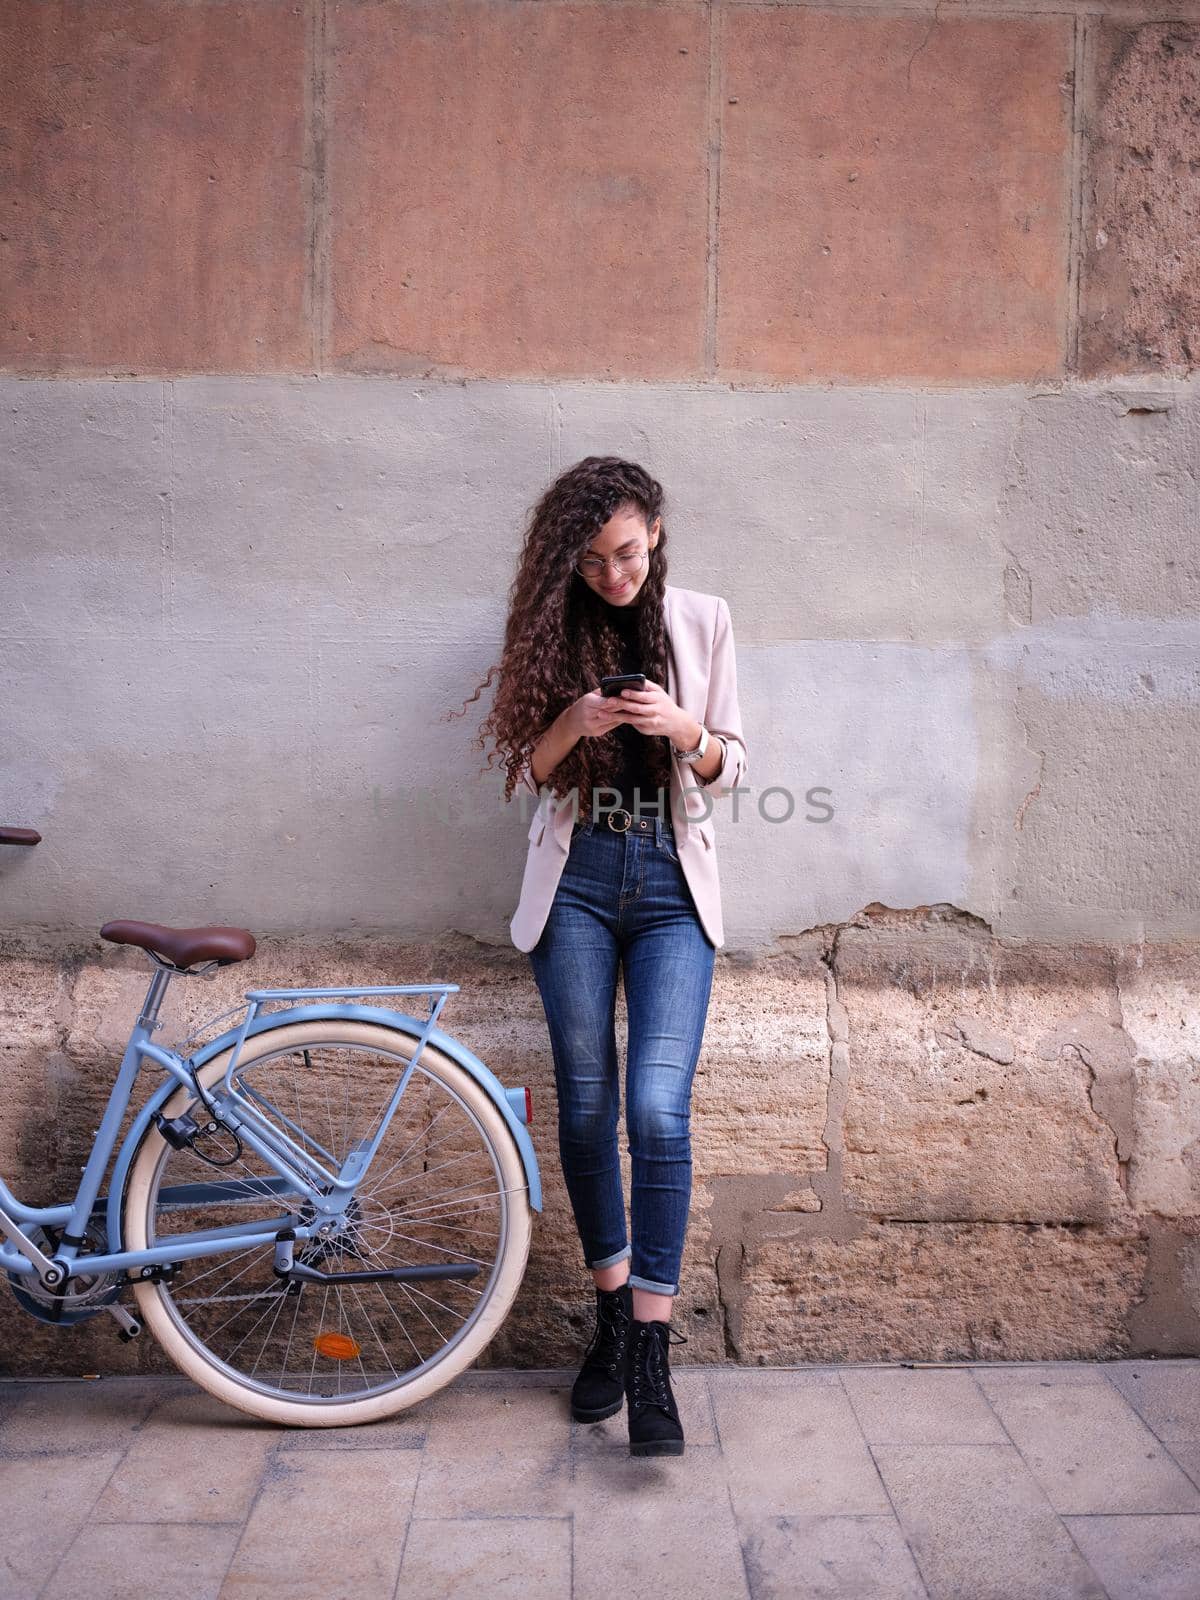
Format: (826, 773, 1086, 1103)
(329, 1, 710, 378)
(0, 944, 71, 1179)
(839, 927, 1132, 1223)
(739, 1220, 1146, 1363)
(1079, 23, 1200, 376)
(718, 10, 1072, 381)
(0, 0, 309, 373)
(1115, 944, 1200, 1217)
(692, 955, 830, 1177)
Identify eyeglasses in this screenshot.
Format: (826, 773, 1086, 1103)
(575, 547, 649, 580)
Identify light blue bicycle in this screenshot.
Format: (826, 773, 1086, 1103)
(0, 827, 541, 1426)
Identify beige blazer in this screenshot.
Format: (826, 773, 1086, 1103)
(508, 584, 749, 953)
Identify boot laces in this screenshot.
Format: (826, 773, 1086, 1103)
(585, 1289, 632, 1376)
(630, 1322, 688, 1413)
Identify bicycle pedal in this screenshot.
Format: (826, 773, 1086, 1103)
(105, 1301, 144, 1341)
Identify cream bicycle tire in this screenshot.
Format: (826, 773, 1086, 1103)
(124, 1019, 532, 1427)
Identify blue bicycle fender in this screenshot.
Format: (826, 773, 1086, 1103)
(104, 1003, 542, 1251)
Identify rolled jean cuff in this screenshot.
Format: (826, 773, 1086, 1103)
(588, 1244, 632, 1271)
(628, 1272, 678, 1296)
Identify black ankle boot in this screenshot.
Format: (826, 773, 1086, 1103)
(570, 1281, 634, 1423)
(625, 1317, 688, 1456)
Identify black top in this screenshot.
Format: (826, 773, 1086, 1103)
(601, 602, 670, 822)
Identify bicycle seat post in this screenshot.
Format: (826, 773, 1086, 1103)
(136, 957, 178, 1033)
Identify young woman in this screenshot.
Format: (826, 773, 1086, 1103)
(470, 456, 748, 1457)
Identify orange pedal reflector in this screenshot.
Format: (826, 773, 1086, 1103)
(313, 1331, 361, 1361)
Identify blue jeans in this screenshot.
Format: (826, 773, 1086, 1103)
(527, 814, 716, 1296)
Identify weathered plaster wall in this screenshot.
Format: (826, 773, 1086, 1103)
(1, 374, 1197, 944)
(1, 1, 1197, 1369)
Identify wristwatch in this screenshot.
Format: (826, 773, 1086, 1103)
(671, 724, 710, 764)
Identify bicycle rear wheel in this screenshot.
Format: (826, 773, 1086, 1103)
(123, 1020, 531, 1426)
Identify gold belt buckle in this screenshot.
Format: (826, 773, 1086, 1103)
(607, 809, 633, 833)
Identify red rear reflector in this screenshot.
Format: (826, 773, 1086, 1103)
(524, 1086, 533, 1125)
(313, 1331, 361, 1361)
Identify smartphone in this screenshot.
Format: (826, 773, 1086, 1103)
(600, 673, 646, 698)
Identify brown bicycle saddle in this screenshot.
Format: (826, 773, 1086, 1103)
(100, 920, 257, 968)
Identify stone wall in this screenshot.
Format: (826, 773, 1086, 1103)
(2, 920, 1196, 1374)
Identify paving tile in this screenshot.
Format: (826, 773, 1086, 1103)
(1106, 1361, 1200, 1443)
(276, 1390, 433, 1451)
(219, 1449, 418, 1599)
(0, 1378, 163, 1454)
(705, 1366, 843, 1388)
(4, 1361, 1198, 1600)
(424, 1380, 572, 1456)
(874, 1443, 1109, 1600)
(572, 1368, 716, 1449)
(1165, 1441, 1200, 1492)
(0, 1451, 122, 1594)
(572, 1445, 748, 1600)
(398, 1517, 571, 1600)
(91, 1391, 280, 1523)
(841, 1368, 1007, 1445)
(454, 1369, 576, 1388)
(48, 1522, 241, 1600)
(413, 1445, 574, 1520)
(976, 1374, 1200, 1514)
(412, 1378, 573, 1517)
(967, 1363, 1111, 1388)
(740, 1513, 927, 1600)
(711, 1376, 891, 1517)
(1064, 1513, 1200, 1600)
(277, 1418, 428, 1451)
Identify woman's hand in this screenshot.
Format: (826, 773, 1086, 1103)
(569, 682, 695, 748)
(605, 681, 694, 748)
(530, 684, 692, 792)
(569, 689, 635, 742)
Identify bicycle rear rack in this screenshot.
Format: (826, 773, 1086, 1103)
(182, 983, 461, 1202)
(174, 982, 458, 1071)
(220, 981, 457, 1093)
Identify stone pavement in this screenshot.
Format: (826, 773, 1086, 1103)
(1, 1360, 1198, 1600)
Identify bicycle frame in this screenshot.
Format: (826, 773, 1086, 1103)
(0, 965, 541, 1291)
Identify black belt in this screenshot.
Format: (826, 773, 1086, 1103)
(591, 810, 669, 836)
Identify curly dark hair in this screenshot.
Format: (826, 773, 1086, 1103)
(451, 455, 674, 806)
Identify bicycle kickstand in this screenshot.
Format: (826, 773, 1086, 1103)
(105, 1301, 143, 1342)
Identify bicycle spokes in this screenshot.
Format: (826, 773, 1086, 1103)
(142, 1040, 511, 1403)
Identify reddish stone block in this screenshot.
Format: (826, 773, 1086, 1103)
(328, 1, 710, 378)
(0, 0, 309, 374)
(1079, 22, 1200, 376)
(717, 10, 1074, 383)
